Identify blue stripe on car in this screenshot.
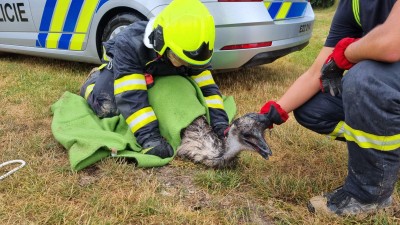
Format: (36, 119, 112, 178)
(58, 34, 73, 49)
(37, 33, 48, 47)
(96, 0, 109, 12)
(63, 0, 85, 32)
(267, 2, 308, 20)
(286, 2, 307, 18)
(39, 0, 57, 31)
(268, 2, 281, 19)
(36, 0, 109, 50)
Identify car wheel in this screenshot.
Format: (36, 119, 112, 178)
(101, 12, 144, 42)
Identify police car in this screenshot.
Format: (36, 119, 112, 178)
(0, 0, 314, 70)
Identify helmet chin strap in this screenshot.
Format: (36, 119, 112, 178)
(143, 17, 156, 49)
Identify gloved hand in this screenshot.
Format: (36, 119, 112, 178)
(213, 123, 230, 140)
(320, 37, 359, 96)
(258, 101, 289, 129)
(142, 133, 174, 159)
(329, 37, 359, 70)
(320, 59, 344, 96)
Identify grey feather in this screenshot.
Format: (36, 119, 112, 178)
(177, 113, 272, 169)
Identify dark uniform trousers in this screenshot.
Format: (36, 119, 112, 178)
(294, 60, 400, 203)
(80, 63, 228, 146)
(80, 65, 119, 118)
(80, 65, 160, 145)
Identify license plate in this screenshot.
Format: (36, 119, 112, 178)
(299, 22, 312, 33)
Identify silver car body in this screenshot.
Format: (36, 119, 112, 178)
(0, 0, 314, 70)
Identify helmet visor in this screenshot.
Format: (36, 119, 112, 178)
(167, 50, 210, 69)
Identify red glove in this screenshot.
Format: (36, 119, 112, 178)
(319, 37, 359, 96)
(328, 37, 359, 70)
(258, 101, 289, 129)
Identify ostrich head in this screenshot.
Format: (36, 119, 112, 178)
(177, 113, 272, 169)
(225, 113, 272, 160)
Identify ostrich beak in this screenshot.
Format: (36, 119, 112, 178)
(243, 132, 272, 160)
(255, 137, 272, 160)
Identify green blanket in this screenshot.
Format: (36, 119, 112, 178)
(51, 75, 236, 171)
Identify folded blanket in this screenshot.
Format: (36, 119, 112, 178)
(51, 75, 236, 171)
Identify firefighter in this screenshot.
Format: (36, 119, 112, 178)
(80, 0, 229, 159)
(256, 0, 400, 215)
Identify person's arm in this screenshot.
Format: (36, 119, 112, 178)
(276, 47, 333, 113)
(345, 1, 400, 63)
(190, 68, 229, 139)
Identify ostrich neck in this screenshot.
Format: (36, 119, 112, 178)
(222, 135, 242, 160)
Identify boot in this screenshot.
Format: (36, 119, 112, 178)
(307, 186, 392, 216)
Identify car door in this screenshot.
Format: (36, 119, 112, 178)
(29, 0, 101, 51)
(0, 0, 36, 46)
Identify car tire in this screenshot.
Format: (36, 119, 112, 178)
(101, 12, 144, 42)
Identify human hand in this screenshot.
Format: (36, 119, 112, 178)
(320, 58, 344, 96)
(320, 37, 359, 96)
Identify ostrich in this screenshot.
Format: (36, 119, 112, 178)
(177, 113, 272, 168)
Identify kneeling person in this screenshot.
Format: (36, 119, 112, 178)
(80, 0, 229, 159)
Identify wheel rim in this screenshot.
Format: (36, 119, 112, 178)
(109, 25, 127, 40)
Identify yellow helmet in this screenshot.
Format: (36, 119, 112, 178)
(147, 0, 215, 67)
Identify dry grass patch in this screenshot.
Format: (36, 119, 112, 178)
(2, 4, 400, 224)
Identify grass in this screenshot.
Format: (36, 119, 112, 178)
(1, 4, 400, 225)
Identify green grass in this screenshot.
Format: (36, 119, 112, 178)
(2, 4, 400, 224)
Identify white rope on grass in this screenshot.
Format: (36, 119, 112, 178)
(0, 160, 26, 180)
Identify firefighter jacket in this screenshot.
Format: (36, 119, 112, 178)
(102, 21, 229, 143)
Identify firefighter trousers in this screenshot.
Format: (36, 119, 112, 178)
(80, 67, 160, 146)
(80, 67, 119, 118)
(294, 60, 400, 204)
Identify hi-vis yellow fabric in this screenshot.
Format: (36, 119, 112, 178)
(190, 70, 215, 88)
(51, 75, 237, 171)
(329, 121, 400, 151)
(152, 0, 215, 65)
(352, 0, 361, 27)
